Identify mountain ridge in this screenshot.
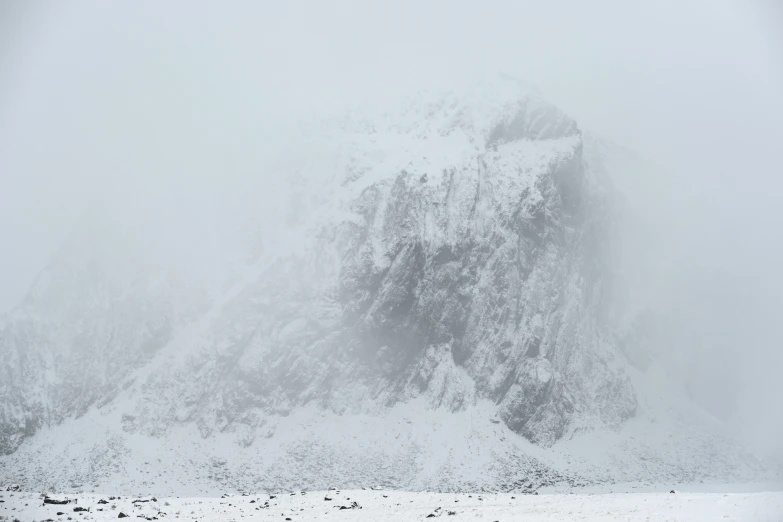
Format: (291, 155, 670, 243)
(0, 76, 772, 491)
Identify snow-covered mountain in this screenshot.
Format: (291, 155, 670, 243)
(0, 76, 774, 493)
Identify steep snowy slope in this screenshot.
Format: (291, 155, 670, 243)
(0, 76, 771, 491)
(0, 219, 212, 455)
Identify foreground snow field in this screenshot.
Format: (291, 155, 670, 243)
(1, 488, 781, 521)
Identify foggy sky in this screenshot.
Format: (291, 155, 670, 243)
(1, 1, 782, 454)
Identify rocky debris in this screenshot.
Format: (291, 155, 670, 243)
(44, 496, 73, 505)
(118, 513, 128, 518)
(324, 496, 332, 501)
(73, 506, 88, 512)
(98, 499, 109, 504)
(337, 501, 361, 510)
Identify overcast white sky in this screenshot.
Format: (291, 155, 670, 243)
(1, 1, 782, 449)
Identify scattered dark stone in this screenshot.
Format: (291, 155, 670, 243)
(98, 499, 109, 504)
(324, 496, 332, 501)
(73, 506, 88, 512)
(338, 501, 361, 510)
(250, 500, 256, 503)
(118, 513, 128, 518)
(269, 495, 276, 499)
(132, 499, 150, 504)
(44, 497, 72, 505)
(670, 490, 676, 494)
(286, 519, 291, 521)
(447, 511, 456, 516)
(426, 515, 436, 518)
(57, 512, 65, 516)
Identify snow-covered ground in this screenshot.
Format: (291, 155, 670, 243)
(1, 488, 781, 521)
(3, 394, 777, 497)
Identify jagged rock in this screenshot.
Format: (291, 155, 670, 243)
(44, 497, 72, 505)
(338, 501, 361, 510)
(0, 77, 634, 459)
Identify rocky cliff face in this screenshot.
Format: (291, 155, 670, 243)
(0, 78, 636, 459)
